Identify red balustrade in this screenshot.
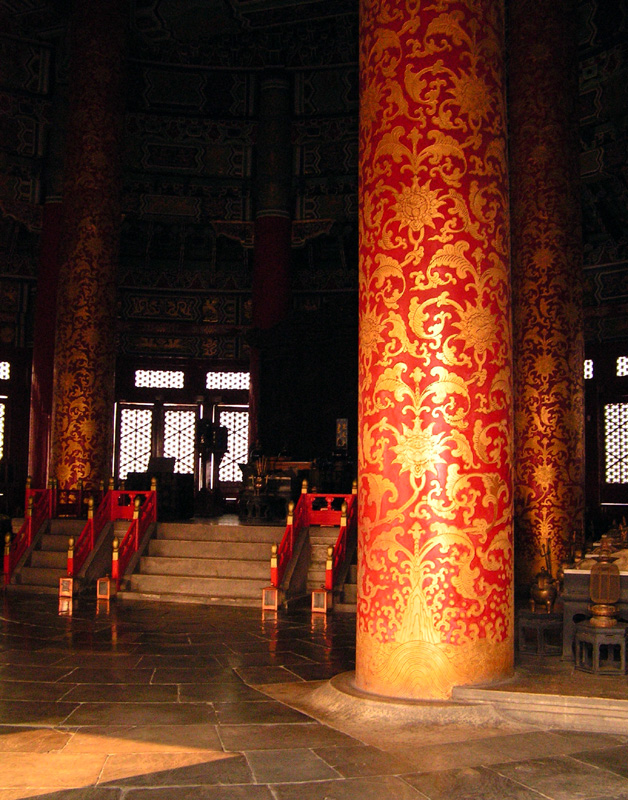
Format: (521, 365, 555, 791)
(325, 493, 357, 591)
(111, 490, 157, 590)
(4, 486, 55, 585)
(271, 485, 357, 592)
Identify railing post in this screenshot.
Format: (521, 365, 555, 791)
(111, 536, 119, 586)
(4, 533, 10, 586)
(325, 545, 334, 591)
(270, 543, 278, 588)
(87, 497, 94, 548)
(24, 475, 32, 512)
(26, 496, 34, 546)
(352, 479, 357, 495)
(67, 536, 75, 577)
(341, 501, 347, 526)
(287, 500, 294, 552)
(301, 479, 308, 495)
(133, 496, 140, 549)
(108, 477, 115, 492)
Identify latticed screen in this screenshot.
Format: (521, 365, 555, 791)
(206, 371, 250, 390)
(164, 408, 197, 474)
(118, 407, 153, 480)
(584, 359, 593, 380)
(617, 357, 628, 377)
(0, 362, 9, 381)
(218, 408, 249, 483)
(605, 403, 628, 483)
(135, 370, 184, 389)
(0, 401, 5, 459)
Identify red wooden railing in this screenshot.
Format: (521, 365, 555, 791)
(325, 493, 357, 591)
(4, 486, 55, 585)
(111, 490, 157, 590)
(68, 489, 139, 578)
(271, 482, 357, 591)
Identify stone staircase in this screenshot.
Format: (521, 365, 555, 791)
(307, 527, 340, 594)
(10, 518, 84, 594)
(117, 518, 283, 607)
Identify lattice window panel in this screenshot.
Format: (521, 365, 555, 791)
(218, 409, 249, 483)
(118, 407, 153, 480)
(605, 403, 628, 483)
(0, 401, 5, 460)
(163, 409, 196, 474)
(584, 359, 593, 380)
(135, 370, 184, 389)
(617, 357, 628, 377)
(0, 362, 9, 381)
(206, 371, 250, 390)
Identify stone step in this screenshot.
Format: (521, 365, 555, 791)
(30, 550, 67, 569)
(18, 566, 63, 587)
(148, 539, 272, 561)
(128, 573, 267, 600)
(116, 589, 261, 608)
(49, 519, 85, 536)
(342, 583, 357, 603)
(156, 522, 283, 543)
(40, 532, 74, 552)
(139, 556, 268, 580)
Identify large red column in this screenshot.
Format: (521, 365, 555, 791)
(510, 0, 584, 585)
(50, 0, 126, 490)
(357, 0, 513, 699)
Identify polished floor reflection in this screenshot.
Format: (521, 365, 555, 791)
(2, 593, 628, 799)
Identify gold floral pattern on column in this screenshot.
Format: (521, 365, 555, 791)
(50, 0, 126, 490)
(357, 0, 513, 700)
(509, 0, 584, 585)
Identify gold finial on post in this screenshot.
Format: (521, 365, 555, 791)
(4, 533, 11, 556)
(301, 479, 308, 494)
(87, 497, 94, 519)
(133, 497, 141, 519)
(108, 477, 115, 492)
(150, 476, 157, 492)
(341, 501, 347, 526)
(352, 479, 357, 495)
(99, 479, 105, 492)
(26, 496, 33, 518)
(287, 500, 294, 525)
(26, 476, 32, 490)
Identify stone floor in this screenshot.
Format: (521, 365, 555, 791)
(2, 593, 628, 799)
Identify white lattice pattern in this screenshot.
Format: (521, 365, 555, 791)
(164, 409, 196, 474)
(218, 409, 249, 483)
(118, 407, 153, 480)
(605, 403, 628, 483)
(584, 359, 593, 380)
(206, 372, 250, 390)
(0, 362, 9, 381)
(0, 402, 5, 460)
(617, 357, 628, 377)
(135, 370, 184, 389)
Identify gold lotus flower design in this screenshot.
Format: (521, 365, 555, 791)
(453, 303, 497, 355)
(392, 178, 446, 237)
(392, 421, 447, 481)
(449, 70, 493, 125)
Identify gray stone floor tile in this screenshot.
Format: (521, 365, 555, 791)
(57, 668, 155, 684)
(235, 665, 305, 684)
(403, 765, 549, 799)
(214, 699, 312, 724)
(0, 699, 78, 725)
(98, 751, 253, 786)
(123, 786, 275, 799)
(245, 746, 340, 782)
(571, 744, 628, 778)
(495, 755, 628, 799)
(151, 667, 239, 683)
(271, 775, 426, 799)
(64, 701, 216, 726)
(219, 722, 358, 751)
(314, 743, 415, 777)
(62, 683, 178, 703)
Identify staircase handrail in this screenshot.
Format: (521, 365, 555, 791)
(4, 486, 55, 585)
(111, 489, 157, 590)
(69, 492, 114, 578)
(271, 482, 357, 590)
(325, 492, 358, 591)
